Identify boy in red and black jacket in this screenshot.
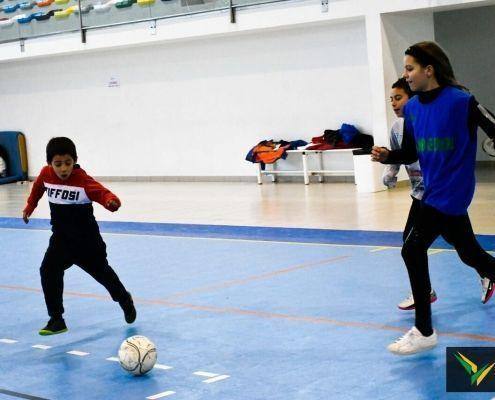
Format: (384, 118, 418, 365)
(23, 137, 136, 335)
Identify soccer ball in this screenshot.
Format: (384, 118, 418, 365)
(118, 335, 157, 376)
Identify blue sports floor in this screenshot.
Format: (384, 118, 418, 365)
(1, 217, 495, 400)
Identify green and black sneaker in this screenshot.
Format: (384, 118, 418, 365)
(39, 317, 68, 336)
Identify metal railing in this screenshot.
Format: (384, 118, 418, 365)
(0, 0, 321, 48)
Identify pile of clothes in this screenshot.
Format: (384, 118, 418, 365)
(307, 124, 373, 150)
(245, 124, 373, 167)
(245, 139, 307, 169)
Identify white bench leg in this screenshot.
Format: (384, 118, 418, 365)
(271, 161, 277, 182)
(257, 164, 263, 184)
(302, 152, 309, 185)
(318, 151, 324, 183)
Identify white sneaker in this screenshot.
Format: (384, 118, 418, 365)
(397, 289, 437, 310)
(481, 277, 495, 304)
(387, 326, 438, 355)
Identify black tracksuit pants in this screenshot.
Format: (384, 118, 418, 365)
(40, 233, 129, 318)
(402, 203, 495, 336)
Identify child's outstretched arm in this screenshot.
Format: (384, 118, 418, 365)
(382, 124, 402, 188)
(372, 123, 418, 165)
(23, 167, 48, 224)
(83, 173, 121, 212)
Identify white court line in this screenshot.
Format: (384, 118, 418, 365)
(2, 226, 492, 253)
(32, 344, 51, 350)
(67, 350, 89, 356)
(107, 357, 171, 370)
(203, 375, 230, 384)
(154, 364, 173, 370)
(146, 391, 175, 399)
(0, 339, 17, 344)
(0, 226, 411, 250)
(102, 231, 381, 249)
(193, 371, 218, 378)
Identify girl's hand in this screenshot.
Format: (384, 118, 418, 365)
(371, 146, 390, 162)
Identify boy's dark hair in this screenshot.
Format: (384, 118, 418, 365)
(46, 137, 78, 163)
(392, 77, 413, 98)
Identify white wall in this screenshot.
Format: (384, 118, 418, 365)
(0, 20, 372, 177)
(434, 5, 495, 161)
(1, 0, 493, 179)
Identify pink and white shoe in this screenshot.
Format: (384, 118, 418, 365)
(397, 289, 437, 310)
(481, 277, 494, 304)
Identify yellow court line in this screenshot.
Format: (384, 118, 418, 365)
(370, 246, 391, 252)
(428, 249, 445, 256)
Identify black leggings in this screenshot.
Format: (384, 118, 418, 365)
(403, 197, 422, 243)
(402, 204, 495, 336)
(402, 197, 433, 296)
(40, 234, 129, 318)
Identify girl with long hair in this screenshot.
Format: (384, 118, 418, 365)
(372, 41, 495, 355)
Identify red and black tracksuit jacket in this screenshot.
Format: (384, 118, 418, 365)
(24, 164, 120, 237)
(24, 164, 128, 317)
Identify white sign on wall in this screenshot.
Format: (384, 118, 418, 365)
(108, 77, 120, 87)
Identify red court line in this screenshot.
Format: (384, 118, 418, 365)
(164, 255, 350, 299)
(1, 283, 495, 343)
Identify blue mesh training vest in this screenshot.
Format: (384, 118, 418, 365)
(403, 86, 476, 215)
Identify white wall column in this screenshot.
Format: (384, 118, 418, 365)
(381, 11, 435, 128)
(365, 8, 436, 145)
(365, 12, 389, 148)
(354, 12, 388, 193)
(359, 10, 436, 192)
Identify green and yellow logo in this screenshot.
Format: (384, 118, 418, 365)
(454, 352, 495, 387)
(417, 137, 454, 152)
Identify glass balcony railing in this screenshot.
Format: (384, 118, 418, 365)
(0, 0, 325, 44)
